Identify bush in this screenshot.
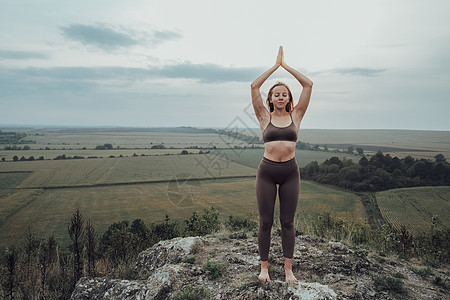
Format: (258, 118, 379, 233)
(184, 207, 220, 236)
(410, 266, 433, 278)
(203, 258, 226, 280)
(225, 215, 257, 231)
(174, 284, 210, 300)
(373, 275, 406, 295)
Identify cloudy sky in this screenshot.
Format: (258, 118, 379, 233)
(1, 0, 449, 130)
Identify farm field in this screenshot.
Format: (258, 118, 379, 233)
(0, 154, 254, 188)
(0, 149, 356, 189)
(377, 186, 450, 235)
(2, 127, 449, 161)
(216, 148, 354, 168)
(1, 127, 449, 247)
(245, 128, 450, 160)
(0, 154, 365, 247)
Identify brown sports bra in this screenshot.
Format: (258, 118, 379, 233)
(262, 113, 298, 143)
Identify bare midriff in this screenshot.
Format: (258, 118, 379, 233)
(263, 141, 296, 162)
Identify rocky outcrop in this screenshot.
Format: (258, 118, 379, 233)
(71, 233, 448, 299)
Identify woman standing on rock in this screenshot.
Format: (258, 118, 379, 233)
(251, 46, 313, 283)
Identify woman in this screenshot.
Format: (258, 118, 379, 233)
(251, 46, 313, 283)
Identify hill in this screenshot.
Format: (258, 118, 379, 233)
(71, 233, 448, 299)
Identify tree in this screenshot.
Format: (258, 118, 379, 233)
(100, 220, 135, 266)
(356, 147, 364, 155)
(435, 154, 446, 164)
(85, 219, 97, 276)
(359, 156, 369, 167)
(24, 227, 40, 282)
(68, 208, 84, 284)
(305, 160, 319, 177)
(5, 247, 19, 300)
(347, 145, 354, 154)
(39, 236, 57, 294)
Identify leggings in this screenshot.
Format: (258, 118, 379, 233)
(256, 156, 300, 261)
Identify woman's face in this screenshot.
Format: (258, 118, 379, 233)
(271, 85, 290, 108)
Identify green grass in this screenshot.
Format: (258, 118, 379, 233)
(173, 284, 210, 300)
(203, 258, 226, 279)
(0, 154, 256, 188)
(377, 186, 450, 235)
(0, 162, 365, 248)
(373, 274, 407, 295)
(0, 148, 367, 248)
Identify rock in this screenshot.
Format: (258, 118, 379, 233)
(71, 234, 449, 300)
(289, 281, 337, 299)
(133, 236, 200, 279)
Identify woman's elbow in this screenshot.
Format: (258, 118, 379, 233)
(250, 82, 259, 90)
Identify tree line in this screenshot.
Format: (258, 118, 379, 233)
(301, 152, 450, 191)
(0, 207, 254, 299)
(0, 131, 35, 145)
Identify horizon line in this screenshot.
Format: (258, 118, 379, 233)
(0, 124, 449, 132)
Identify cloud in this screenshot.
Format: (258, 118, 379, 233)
(0, 63, 391, 100)
(333, 68, 387, 76)
(0, 50, 49, 60)
(152, 29, 182, 45)
(157, 63, 262, 83)
(0, 63, 263, 86)
(60, 23, 182, 50)
(313, 68, 388, 77)
(61, 24, 139, 50)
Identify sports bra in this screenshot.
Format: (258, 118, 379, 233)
(262, 113, 298, 143)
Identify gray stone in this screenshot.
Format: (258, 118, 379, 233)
(71, 234, 449, 300)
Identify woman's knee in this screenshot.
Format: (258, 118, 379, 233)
(260, 218, 274, 231)
(279, 219, 294, 230)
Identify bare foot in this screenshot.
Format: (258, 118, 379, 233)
(284, 268, 298, 283)
(284, 257, 298, 283)
(258, 261, 271, 282)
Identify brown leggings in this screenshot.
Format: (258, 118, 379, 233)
(256, 156, 300, 261)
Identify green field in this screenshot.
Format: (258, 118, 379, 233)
(0, 155, 255, 188)
(216, 148, 354, 168)
(2, 128, 449, 161)
(377, 186, 450, 235)
(0, 154, 364, 247)
(1, 127, 449, 247)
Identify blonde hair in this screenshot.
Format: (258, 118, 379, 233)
(266, 81, 294, 113)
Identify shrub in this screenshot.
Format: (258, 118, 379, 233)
(184, 207, 220, 236)
(225, 215, 257, 231)
(410, 266, 433, 278)
(203, 258, 225, 280)
(174, 284, 209, 300)
(373, 274, 406, 295)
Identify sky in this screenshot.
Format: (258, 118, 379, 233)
(0, 0, 449, 130)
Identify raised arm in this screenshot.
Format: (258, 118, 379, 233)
(281, 47, 313, 121)
(251, 47, 283, 122)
